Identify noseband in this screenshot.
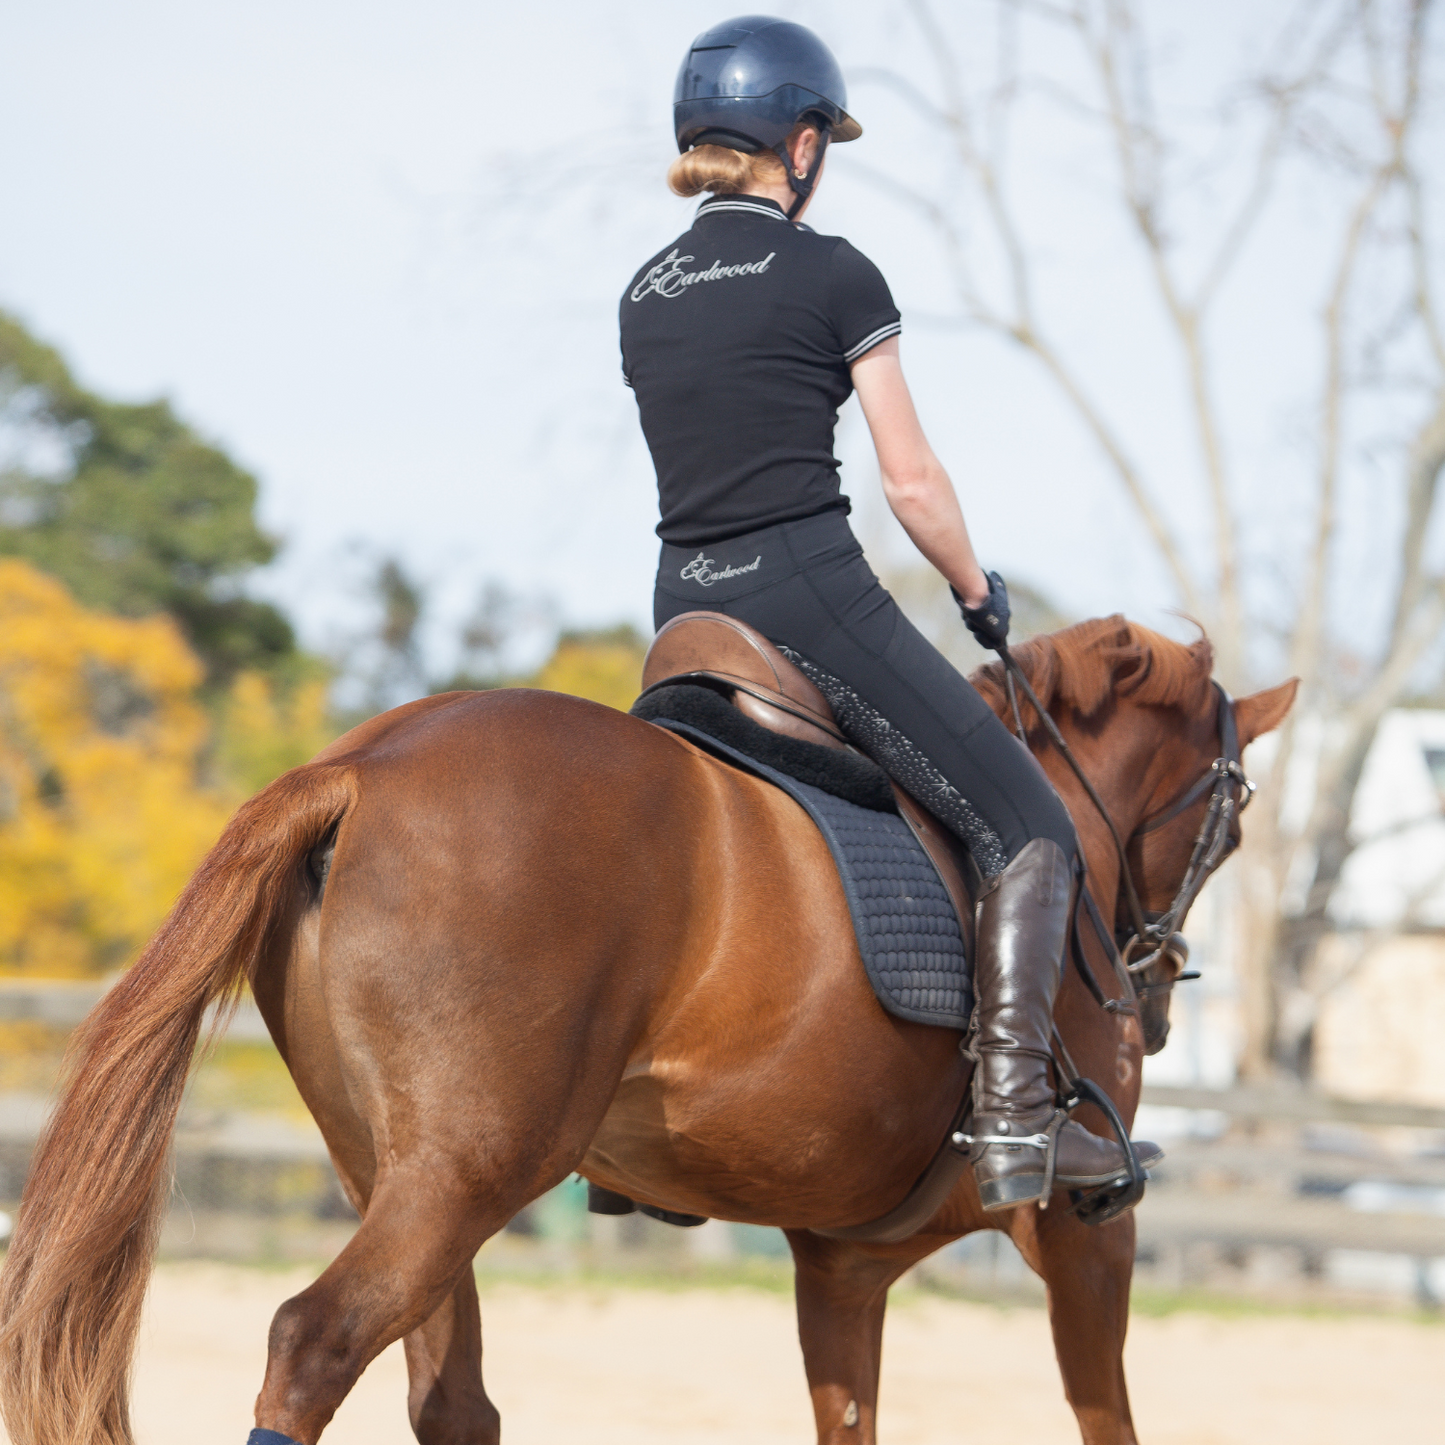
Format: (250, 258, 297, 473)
(998, 650, 1252, 1009)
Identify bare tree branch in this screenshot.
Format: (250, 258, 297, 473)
(1293, 0, 1425, 696)
(855, 4, 1209, 616)
(1191, 108, 1290, 312)
(1406, 171, 1445, 371)
(1190, 3, 1359, 311)
(839, 156, 988, 324)
(1290, 162, 1397, 699)
(1073, 0, 1244, 675)
(1387, 12, 1445, 649)
(1338, 573, 1445, 758)
(1389, 388, 1445, 650)
(1012, 333, 1207, 612)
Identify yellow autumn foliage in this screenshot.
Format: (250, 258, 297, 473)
(0, 561, 343, 978)
(0, 560, 231, 976)
(531, 630, 648, 712)
(0, 558, 652, 979)
(216, 670, 335, 799)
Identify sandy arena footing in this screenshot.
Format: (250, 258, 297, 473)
(15, 1263, 1435, 1444)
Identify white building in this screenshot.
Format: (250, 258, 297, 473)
(1145, 709, 1445, 1107)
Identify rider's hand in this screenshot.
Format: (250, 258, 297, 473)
(952, 571, 1011, 652)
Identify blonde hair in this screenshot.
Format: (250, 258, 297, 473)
(667, 143, 786, 197)
(667, 124, 812, 198)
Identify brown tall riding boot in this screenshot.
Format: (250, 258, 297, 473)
(966, 838, 1162, 1212)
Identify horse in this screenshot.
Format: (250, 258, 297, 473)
(0, 615, 1296, 1445)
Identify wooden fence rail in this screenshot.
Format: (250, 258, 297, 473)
(1140, 1082, 1445, 1131)
(0, 978, 271, 1040)
(4, 980, 1445, 1270)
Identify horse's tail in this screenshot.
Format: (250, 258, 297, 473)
(0, 760, 358, 1445)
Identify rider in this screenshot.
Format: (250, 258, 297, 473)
(621, 15, 1159, 1213)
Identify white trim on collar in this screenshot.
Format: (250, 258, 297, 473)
(696, 198, 786, 222)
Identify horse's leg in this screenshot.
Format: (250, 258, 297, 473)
(402, 1267, 499, 1445)
(251, 899, 640, 1442)
(253, 1167, 506, 1445)
(786, 1229, 954, 1445)
(316, 1147, 501, 1445)
(1008, 1206, 1137, 1445)
(317, 1141, 500, 1445)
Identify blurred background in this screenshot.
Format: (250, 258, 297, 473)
(2, 0, 1445, 1396)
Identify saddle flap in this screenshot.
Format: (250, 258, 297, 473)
(891, 786, 977, 959)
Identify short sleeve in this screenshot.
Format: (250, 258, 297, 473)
(827, 240, 902, 363)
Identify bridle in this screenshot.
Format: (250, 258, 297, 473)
(982, 643, 1252, 1226)
(997, 647, 1254, 1009)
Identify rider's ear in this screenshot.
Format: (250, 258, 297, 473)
(790, 125, 820, 174)
(1235, 678, 1299, 748)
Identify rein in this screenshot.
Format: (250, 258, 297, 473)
(996, 643, 1253, 1005)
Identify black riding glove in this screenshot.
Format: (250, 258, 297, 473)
(952, 571, 1011, 652)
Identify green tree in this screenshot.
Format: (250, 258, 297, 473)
(0, 309, 295, 689)
(335, 555, 429, 718)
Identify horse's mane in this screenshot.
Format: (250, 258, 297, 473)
(970, 615, 1214, 729)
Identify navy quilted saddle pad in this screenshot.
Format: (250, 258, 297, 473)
(650, 718, 972, 1030)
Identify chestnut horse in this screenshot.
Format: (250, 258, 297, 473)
(0, 617, 1295, 1445)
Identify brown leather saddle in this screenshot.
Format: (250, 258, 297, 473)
(640, 610, 978, 949)
(633, 610, 987, 1242)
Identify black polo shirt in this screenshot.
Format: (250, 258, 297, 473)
(620, 194, 901, 544)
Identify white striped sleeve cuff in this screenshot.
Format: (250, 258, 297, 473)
(843, 321, 902, 363)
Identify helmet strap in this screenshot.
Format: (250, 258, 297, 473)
(775, 126, 831, 219)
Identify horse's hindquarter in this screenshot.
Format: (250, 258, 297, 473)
(265, 689, 963, 1232)
(580, 732, 966, 1230)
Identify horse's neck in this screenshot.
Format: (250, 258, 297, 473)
(1047, 704, 1166, 872)
(1057, 713, 1158, 822)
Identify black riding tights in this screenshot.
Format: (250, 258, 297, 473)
(654, 509, 1078, 877)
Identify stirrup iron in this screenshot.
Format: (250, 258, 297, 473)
(1057, 1077, 1149, 1226)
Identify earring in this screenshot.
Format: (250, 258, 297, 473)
(794, 168, 807, 178)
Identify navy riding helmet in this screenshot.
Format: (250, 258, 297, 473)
(674, 15, 861, 218)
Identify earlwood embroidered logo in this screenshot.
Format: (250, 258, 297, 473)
(680, 552, 762, 587)
(631, 248, 776, 302)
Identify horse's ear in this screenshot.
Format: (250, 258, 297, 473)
(1235, 678, 1299, 748)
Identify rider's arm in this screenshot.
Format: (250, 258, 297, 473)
(850, 337, 990, 609)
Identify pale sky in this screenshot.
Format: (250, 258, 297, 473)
(1, 1, 1431, 679)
